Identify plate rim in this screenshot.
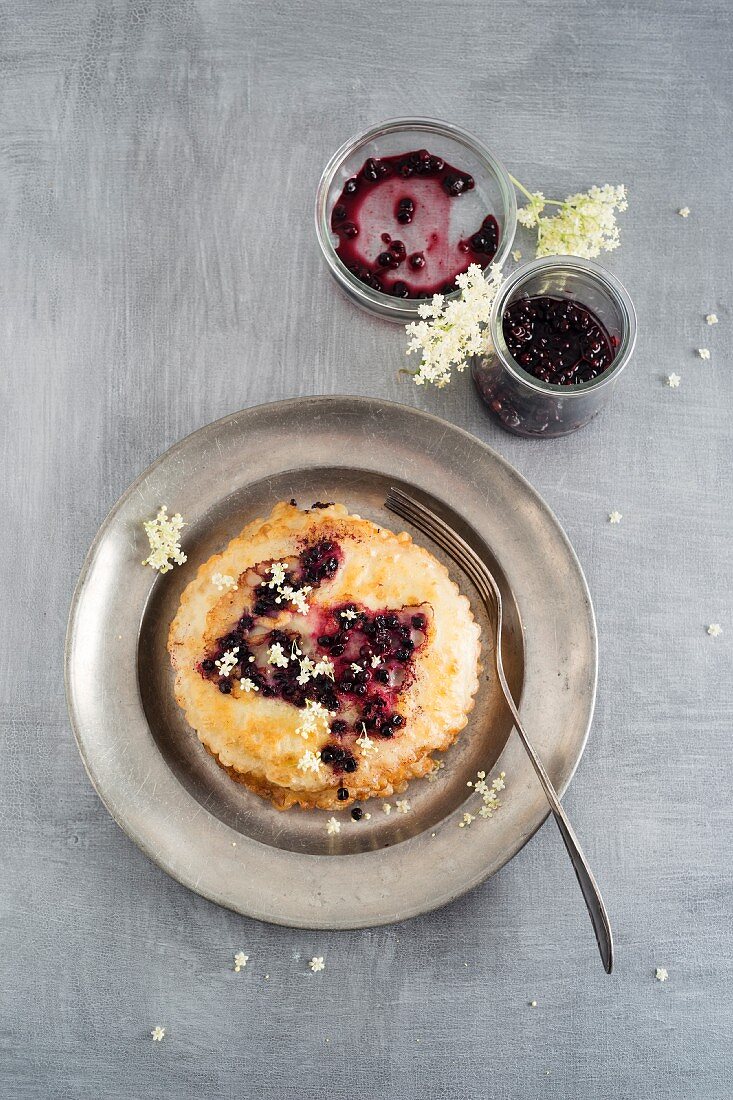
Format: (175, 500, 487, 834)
(65, 395, 597, 928)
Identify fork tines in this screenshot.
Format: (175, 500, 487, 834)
(384, 487, 499, 608)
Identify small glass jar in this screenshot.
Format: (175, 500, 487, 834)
(471, 256, 637, 437)
(315, 117, 517, 323)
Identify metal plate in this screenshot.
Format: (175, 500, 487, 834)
(65, 396, 596, 928)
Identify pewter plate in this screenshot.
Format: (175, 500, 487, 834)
(65, 396, 596, 928)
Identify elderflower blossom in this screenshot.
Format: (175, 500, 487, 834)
(296, 656, 316, 685)
(267, 562, 287, 587)
(405, 264, 503, 388)
(297, 749, 322, 774)
(296, 699, 332, 739)
(356, 727, 376, 756)
(215, 648, 239, 677)
(519, 185, 628, 259)
(461, 769, 507, 828)
(516, 191, 547, 228)
(267, 643, 289, 668)
(142, 507, 186, 573)
(312, 657, 335, 679)
(212, 572, 237, 593)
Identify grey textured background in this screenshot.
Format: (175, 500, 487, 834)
(1, 1, 732, 1097)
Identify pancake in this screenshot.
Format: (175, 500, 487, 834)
(168, 500, 480, 811)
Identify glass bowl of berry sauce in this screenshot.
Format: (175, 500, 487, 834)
(315, 117, 517, 322)
(471, 256, 637, 437)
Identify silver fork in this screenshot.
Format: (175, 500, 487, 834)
(385, 486, 614, 974)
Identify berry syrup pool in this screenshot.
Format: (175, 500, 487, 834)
(331, 149, 500, 299)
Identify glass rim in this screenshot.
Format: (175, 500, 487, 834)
(488, 256, 638, 396)
(315, 116, 518, 322)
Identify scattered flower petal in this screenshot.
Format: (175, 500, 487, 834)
(608, 511, 623, 524)
(309, 956, 325, 972)
(655, 967, 668, 982)
(326, 816, 341, 835)
(707, 623, 723, 637)
(151, 1026, 166, 1041)
(705, 313, 718, 325)
(382, 802, 392, 815)
(395, 799, 411, 814)
(512, 248, 522, 262)
(677, 207, 690, 218)
(233, 952, 249, 972)
(666, 373, 681, 388)
(697, 348, 711, 360)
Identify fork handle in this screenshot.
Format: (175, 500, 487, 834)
(498, 674, 614, 973)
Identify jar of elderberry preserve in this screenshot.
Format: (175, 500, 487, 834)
(315, 117, 517, 322)
(471, 256, 637, 437)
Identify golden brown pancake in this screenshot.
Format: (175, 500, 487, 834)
(168, 501, 480, 810)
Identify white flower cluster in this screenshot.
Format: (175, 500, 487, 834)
(356, 726, 376, 757)
(215, 647, 239, 677)
(266, 639, 334, 687)
(267, 642, 289, 668)
(460, 770, 506, 826)
(265, 562, 312, 616)
(296, 653, 335, 685)
(212, 572, 238, 593)
(141, 506, 186, 573)
(405, 263, 503, 388)
(296, 699, 333, 740)
(517, 184, 628, 259)
(426, 759, 446, 783)
(297, 749, 322, 773)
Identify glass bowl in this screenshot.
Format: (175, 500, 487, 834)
(471, 256, 637, 437)
(315, 117, 517, 323)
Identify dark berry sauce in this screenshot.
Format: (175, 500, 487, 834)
(331, 149, 499, 299)
(198, 529, 430, 778)
(502, 296, 617, 386)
